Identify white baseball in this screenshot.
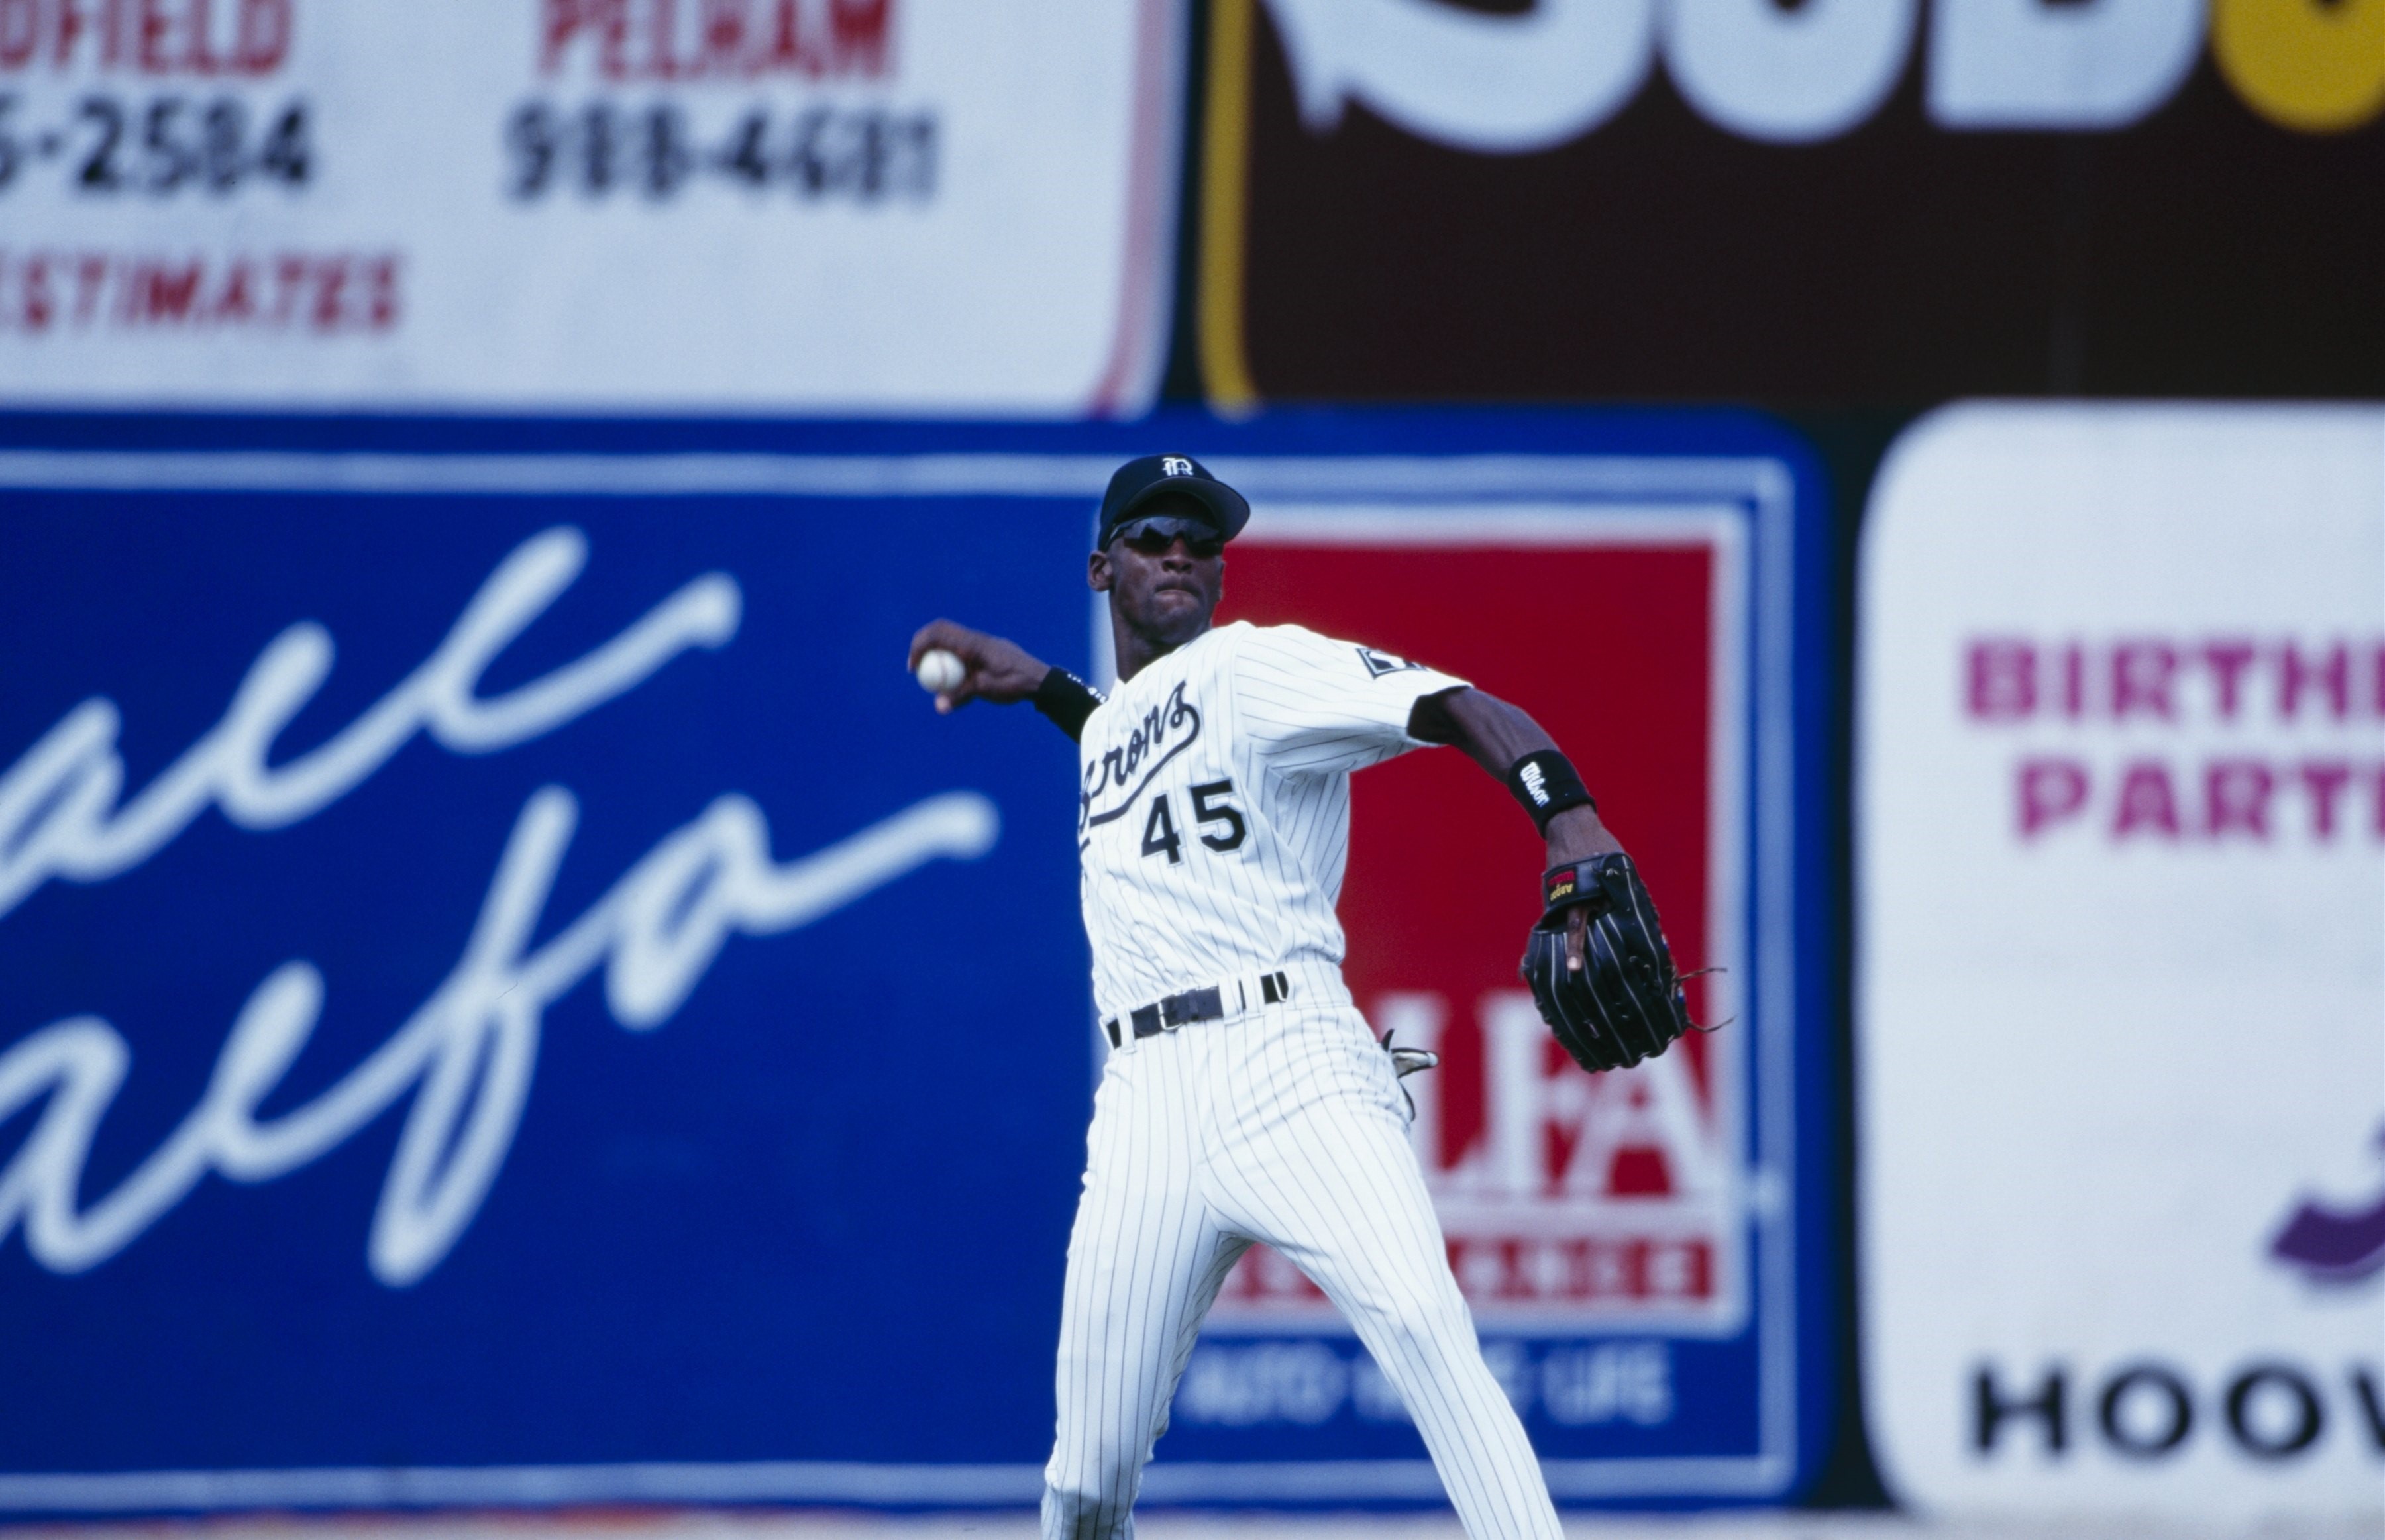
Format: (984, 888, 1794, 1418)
(915, 648, 966, 693)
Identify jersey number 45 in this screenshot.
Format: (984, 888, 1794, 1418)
(1141, 779, 1247, 864)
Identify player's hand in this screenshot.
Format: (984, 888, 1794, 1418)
(908, 619, 1051, 713)
(1544, 805, 1626, 974)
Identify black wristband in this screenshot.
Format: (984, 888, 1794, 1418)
(1505, 750, 1595, 835)
(1032, 666, 1102, 743)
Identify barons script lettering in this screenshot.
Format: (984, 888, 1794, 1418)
(1079, 680, 1200, 833)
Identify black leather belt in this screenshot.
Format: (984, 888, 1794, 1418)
(1104, 970, 1294, 1049)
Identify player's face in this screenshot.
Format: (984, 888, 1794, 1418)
(1089, 528, 1225, 649)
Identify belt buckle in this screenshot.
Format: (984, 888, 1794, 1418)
(1164, 986, 1224, 1030)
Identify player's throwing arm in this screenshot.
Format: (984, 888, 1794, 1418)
(910, 584, 1709, 1075)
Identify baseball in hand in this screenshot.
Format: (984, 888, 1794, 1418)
(915, 648, 967, 693)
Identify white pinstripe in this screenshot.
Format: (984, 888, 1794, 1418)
(1047, 624, 1563, 1540)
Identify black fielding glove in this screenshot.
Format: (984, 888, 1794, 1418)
(1519, 852, 1707, 1074)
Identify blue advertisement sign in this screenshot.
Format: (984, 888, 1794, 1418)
(0, 412, 1834, 1512)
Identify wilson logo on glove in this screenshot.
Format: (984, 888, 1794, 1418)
(1523, 852, 1726, 1074)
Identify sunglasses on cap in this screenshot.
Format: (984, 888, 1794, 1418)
(1110, 513, 1226, 558)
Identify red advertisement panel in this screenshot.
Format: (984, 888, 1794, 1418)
(1210, 515, 1744, 1335)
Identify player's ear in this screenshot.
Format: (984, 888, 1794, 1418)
(1088, 550, 1113, 593)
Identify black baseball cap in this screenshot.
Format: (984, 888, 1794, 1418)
(1096, 454, 1250, 551)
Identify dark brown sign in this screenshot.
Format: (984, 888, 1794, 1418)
(1197, 0, 2385, 405)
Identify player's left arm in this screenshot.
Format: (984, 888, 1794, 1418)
(1407, 686, 1621, 972)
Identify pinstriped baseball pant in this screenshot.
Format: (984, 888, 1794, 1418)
(1041, 1003, 1564, 1540)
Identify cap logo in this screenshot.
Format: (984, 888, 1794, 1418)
(1161, 456, 1193, 478)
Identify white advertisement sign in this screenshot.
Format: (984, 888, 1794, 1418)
(0, 0, 1179, 412)
(1859, 404, 2385, 1519)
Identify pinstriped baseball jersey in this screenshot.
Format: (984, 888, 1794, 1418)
(1045, 619, 1566, 1540)
(1075, 621, 1467, 1022)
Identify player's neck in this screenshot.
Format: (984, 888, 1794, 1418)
(1111, 616, 1212, 683)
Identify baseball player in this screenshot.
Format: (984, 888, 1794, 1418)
(910, 454, 1638, 1540)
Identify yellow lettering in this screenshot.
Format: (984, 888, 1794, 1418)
(2213, 0, 2385, 132)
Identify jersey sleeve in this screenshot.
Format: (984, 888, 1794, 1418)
(1228, 624, 1471, 776)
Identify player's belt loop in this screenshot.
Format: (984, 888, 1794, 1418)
(1259, 970, 1290, 1005)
